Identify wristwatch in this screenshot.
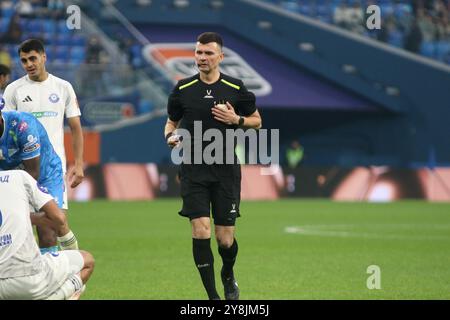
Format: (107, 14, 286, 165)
(238, 116, 244, 127)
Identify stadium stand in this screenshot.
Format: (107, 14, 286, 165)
(263, 0, 450, 65)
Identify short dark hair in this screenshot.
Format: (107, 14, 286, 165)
(197, 32, 223, 48)
(18, 39, 46, 55)
(0, 64, 10, 76)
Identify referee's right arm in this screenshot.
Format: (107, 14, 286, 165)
(165, 83, 183, 147)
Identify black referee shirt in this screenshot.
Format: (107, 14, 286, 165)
(167, 72, 256, 176)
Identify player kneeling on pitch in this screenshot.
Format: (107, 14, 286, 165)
(0, 170, 94, 300)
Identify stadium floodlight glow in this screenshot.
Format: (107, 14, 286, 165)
(173, 0, 189, 8)
(257, 21, 272, 30)
(385, 86, 400, 96)
(342, 64, 357, 74)
(298, 42, 315, 52)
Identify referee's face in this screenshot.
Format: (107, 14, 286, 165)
(195, 42, 223, 75)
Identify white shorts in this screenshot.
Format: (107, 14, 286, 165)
(0, 250, 83, 300)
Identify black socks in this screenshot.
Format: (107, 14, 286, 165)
(218, 238, 238, 279)
(193, 238, 220, 300)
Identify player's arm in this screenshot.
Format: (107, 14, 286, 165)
(2, 85, 17, 110)
(22, 156, 40, 181)
(18, 121, 41, 180)
(30, 197, 79, 250)
(23, 171, 79, 250)
(30, 199, 70, 236)
(67, 116, 84, 188)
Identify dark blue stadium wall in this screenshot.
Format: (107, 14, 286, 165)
(98, 0, 450, 166)
(101, 117, 171, 164)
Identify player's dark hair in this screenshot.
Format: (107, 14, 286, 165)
(18, 39, 46, 55)
(0, 64, 10, 76)
(197, 32, 223, 48)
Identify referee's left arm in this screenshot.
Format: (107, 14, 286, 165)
(238, 109, 262, 129)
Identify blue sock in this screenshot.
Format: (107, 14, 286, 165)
(40, 246, 59, 255)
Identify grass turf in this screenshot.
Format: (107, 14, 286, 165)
(67, 199, 450, 300)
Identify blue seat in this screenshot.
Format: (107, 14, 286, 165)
(280, 1, 299, 13)
(26, 19, 42, 32)
(43, 19, 56, 33)
(380, 4, 394, 16)
(2, 7, 15, 19)
(387, 30, 404, 48)
(317, 5, 330, 16)
(299, 4, 312, 16)
(436, 41, 450, 61)
(0, 18, 9, 33)
(71, 34, 86, 46)
(70, 46, 85, 62)
(420, 41, 436, 58)
(53, 45, 70, 60)
(69, 58, 83, 65)
(57, 20, 70, 34)
(55, 34, 71, 46)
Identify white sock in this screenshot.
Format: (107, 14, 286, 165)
(46, 273, 83, 300)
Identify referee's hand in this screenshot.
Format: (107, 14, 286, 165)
(212, 101, 239, 125)
(166, 133, 182, 149)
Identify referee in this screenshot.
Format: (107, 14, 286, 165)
(164, 32, 262, 300)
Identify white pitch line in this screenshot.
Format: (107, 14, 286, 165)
(284, 225, 450, 241)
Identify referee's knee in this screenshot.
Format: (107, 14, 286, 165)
(191, 217, 211, 239)
(216, 236, 234, 249)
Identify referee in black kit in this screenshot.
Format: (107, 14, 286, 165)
(164, 32, 262, 300)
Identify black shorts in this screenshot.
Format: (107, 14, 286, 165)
(178, 164, 241, 226)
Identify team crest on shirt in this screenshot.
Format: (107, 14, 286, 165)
(49, 93, 60, 103)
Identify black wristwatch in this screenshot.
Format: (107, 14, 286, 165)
(238, 116, 244, 127)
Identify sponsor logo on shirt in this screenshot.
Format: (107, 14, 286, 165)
(204, 90, 214, 99)
(0, 234, 13, 247)
(49, 93, 60, 103)
(23, 135, 39, 153)
(31, 111, 58, 118)
(18, 121, 28, 132)
(23, 143, 40, 153)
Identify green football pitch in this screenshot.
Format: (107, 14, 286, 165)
(68, 199, 450, 300)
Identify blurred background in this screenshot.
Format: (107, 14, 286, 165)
(1, 0, 450, 203)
